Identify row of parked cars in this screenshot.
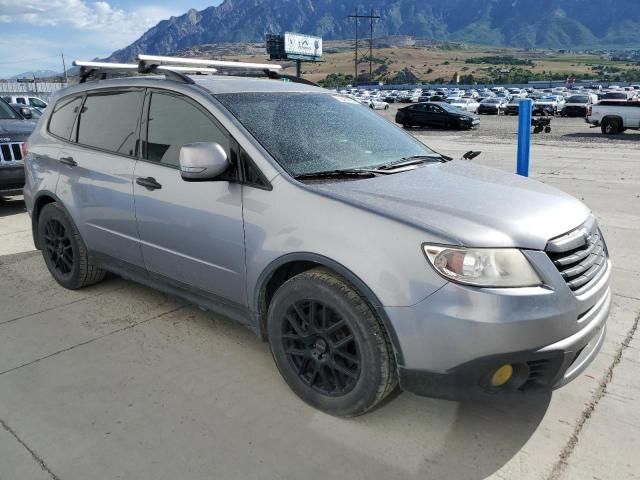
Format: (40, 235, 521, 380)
(337, 84, 640, 120)
(0, 96, 50, 197)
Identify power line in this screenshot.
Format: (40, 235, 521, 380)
(348, 9, 380, 86)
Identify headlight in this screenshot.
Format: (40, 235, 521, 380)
(422, 245, 542, 287)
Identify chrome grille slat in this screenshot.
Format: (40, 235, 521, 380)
(546, 218, 608, 293)
(0, 142, 24, 162)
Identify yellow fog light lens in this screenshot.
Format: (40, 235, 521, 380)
(491, 364, 514, 387)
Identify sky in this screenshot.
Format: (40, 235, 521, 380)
(0, 0, 222, 77)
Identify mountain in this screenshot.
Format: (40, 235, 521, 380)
(107, 0, 640, 62)
(10, 70, 60, 80)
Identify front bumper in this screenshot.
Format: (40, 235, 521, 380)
(386, 249, 612, 400)
(0, 164, 25, 195)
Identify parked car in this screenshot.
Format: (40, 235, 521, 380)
(396, 102, 479, 129)
(504, 99, 520, 116)
(2, 95, 48, 112)
(383, 93, 399, 103)
(9, 103, 42, 120)
(561, 94, 598, 118)
(586, 101, 640, 134)
(0, 97, 36, 197)
(368, 98, 390, 110)
(448, 97, 480, 113)
(534, 95, 565, 116)
(600, 91, 634, 102)
(477, 98, 508, 115)
(25, 59, 611, 417)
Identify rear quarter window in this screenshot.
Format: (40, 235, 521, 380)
(48, 95, 84, 140)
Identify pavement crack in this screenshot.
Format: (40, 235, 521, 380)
(547, 311, 640, 480)
(0, 417, 61, 480)
(0, 306, 184, 377)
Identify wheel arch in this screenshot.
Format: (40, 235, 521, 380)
(602, 115, 623, 125)
(254, 253, 405, 365)
(31, 190, 63, 250)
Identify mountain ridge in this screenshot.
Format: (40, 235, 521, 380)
(106, 0, 640, 62)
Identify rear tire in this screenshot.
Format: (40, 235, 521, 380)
(601, 118, 620, 135)
(37, 202, 106, 289)
(267, 268, 397, 417)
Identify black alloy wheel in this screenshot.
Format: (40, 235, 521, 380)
(267, 268, 397, 416)
(42, 218, 73, 277)
(282, 300, 360, 396)
(37, 202, 106, 289)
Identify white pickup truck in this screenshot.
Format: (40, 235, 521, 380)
(586, 101, 640, 134)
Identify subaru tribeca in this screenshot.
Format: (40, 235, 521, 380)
(23, 62, 611, 416)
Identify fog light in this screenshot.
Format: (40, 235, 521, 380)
(491, 364, 514, 387)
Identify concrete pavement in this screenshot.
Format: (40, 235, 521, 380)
(0, 119, 638, 479)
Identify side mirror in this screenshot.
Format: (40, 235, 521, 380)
(179, 142, 229, 180)
(20, 108, 32, 119)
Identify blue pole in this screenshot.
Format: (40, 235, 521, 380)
(517, 98, 533, 177)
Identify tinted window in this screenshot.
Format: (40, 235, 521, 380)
(144, 92, 229, 167)
(29, 98, 47, 108)
(77, 90, 143, 156)
(48, 95, 83, 140)
(0, 98, 19, 120)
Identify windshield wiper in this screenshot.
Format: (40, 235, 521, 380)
(374, 154, 445, 171)
(294, 168, 379, 180)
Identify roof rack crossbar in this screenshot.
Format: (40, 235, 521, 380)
(137, 54, 282, 71)
(73, 60, 218, 84)
(72, 57, 319, 87)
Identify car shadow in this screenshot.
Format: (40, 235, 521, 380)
(352, 389, 551, 479)
(0, 195, 26, 218)
(564, 132, 640, 141)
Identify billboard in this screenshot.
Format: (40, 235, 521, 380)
(284, 32, 322, 59)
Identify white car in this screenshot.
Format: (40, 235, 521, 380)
(534, 95, 565, 115)
(1, 95, 48, 112)
(368, 98, 390, 110)
(448, 97, 480, 113)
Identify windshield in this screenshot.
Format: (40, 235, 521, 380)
(604, 93, 627, 99)
(29, 98, 47, 108)
(481, 98, 500, 104)
(567, 96, 589, 103)
(436, 102, 463, 113)
(217, 93, 434, 177)
(0, 98, 19, 120)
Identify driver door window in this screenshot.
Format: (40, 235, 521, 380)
(143, 92, 230, 167)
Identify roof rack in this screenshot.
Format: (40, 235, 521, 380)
(73, 55, 318, 87)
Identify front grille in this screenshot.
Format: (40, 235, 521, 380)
(546, 218, 608, 292)
(0, 142, 24, 162)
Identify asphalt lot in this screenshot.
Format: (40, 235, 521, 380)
(1, 113, 639, 480)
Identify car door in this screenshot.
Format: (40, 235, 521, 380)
(409, 104, 429, 126)
(429, 104, 448, 127)
(54, 88, 145, 268)
(133, 89, 246, 306)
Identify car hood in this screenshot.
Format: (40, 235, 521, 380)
(309, 161, 590, 250)
(0, 119, 37, 139)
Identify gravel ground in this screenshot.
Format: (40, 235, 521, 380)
(377, 103, 640, 147)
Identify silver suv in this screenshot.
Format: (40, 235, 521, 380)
(24, 61, 611, 416)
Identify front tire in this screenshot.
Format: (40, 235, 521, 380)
(267, 268, 397, 417)
(37, 202, 106, 289)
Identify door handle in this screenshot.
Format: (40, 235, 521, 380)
(59, 156, 77, 167)
(136, 176, 162, 190)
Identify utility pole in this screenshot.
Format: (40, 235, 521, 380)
(348, 9, 380, 87)
(61, 52, 68, 84)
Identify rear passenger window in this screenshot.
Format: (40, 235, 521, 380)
(48, 96, 83, 140)
(144, 92, 229, 167)
(77, 90, 144, 157)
